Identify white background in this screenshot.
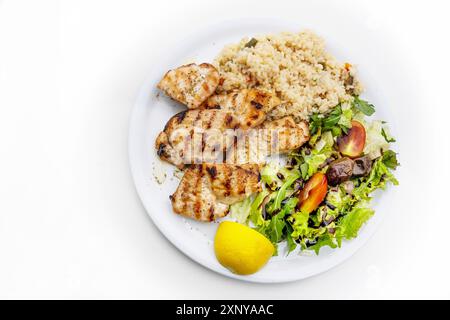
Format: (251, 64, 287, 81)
(0, 0, 449, 299)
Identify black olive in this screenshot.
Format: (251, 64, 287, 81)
(326, 157, 354, 186)
(352, 155, 372, 177)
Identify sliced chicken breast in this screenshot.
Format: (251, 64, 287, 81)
(203, 89, 281, 129)
(170, 164, 261, 221)
(224, 116, 310, 164)
(157, 63, 220, 109)
(156, 110, 309, 167)
(156, 108, 245, 168)
(260, 117, 310, 154)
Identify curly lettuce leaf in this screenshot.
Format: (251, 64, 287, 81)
(288, 211, 310, 239)
(288, 211, 328, 247)
(260, 162, 282, 190)
(314, 130, 334, 152)
(299, 152, 329, 180)
(338, 104, 353, 130)
(229, 196, 253, 224)
(297, 130, 336, 180)
(364, 120, 392, 160)
(325, 188, 352, 215)
(382, 150, 400, 170)
(335, 207, 374, 246)
(351, 156, 398, 208)
(285, 224, 297, 254)
(308, 233, 338, 254)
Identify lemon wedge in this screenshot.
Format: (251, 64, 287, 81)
(214, 221, 274, 275)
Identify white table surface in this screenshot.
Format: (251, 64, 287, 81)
(0, 0, 449, 299)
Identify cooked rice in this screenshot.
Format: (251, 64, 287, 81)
(214, 30, 362, 121)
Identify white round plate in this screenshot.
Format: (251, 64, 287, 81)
(129, 17, 402, 283)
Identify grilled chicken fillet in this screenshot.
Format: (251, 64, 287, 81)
(224, 116, 309, 164)
(155, 108, 241, 168)
(156, 109, 310, 167)
(157, 63, 220, 109)
(170, 163, 261, 221)
(260, 116, 310, 154)
(202, 89, 281, 129)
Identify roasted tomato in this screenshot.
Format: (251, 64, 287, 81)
(298, 172, 328, 214)
(337, 120, 366, 158)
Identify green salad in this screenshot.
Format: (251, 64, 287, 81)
(230, 98, 399, 255)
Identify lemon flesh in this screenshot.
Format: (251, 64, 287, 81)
(214, 221, 274, 275)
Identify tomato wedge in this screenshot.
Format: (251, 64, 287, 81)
(337, 120, 366, 158)
(298, 172, 328, 214)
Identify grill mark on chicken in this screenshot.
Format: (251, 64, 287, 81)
(164, 111, 188, 133)
(225, 114, 233, 126)
(251, 101, 263, 109)
(209, 206, 215, 221)
(201, 133, 207, 152)
(175, 110, 187, 123)
(202, 82, 210, 93)
(194, 199, 201, 220)
(223, 175, 231, 197)
(157, 143, 166, 157)
(239, 173, 248, 194)
(205, 110, 217, 129)
(194, 110, 202, 126)
(206, 165, 217, 178)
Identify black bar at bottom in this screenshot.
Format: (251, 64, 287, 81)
(0, 300, 447, 318)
